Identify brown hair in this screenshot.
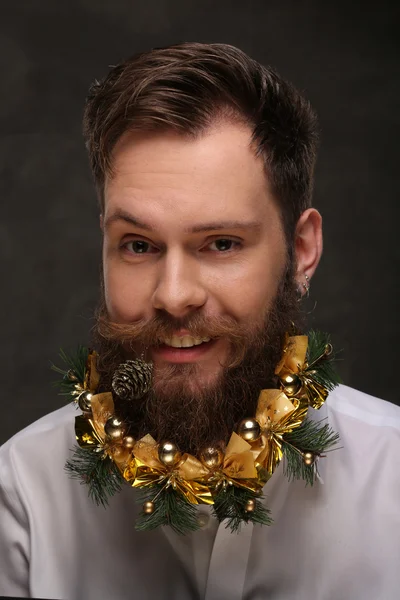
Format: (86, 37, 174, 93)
(83, 42, 319, 242)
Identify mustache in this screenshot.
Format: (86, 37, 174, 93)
(95, 309, 268, 368)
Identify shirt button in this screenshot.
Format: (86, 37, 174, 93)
(197, 512, 210, 527)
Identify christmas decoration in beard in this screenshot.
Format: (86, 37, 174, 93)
(55, 330, 341, 535)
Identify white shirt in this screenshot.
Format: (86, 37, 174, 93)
(0, 384, 399, 600)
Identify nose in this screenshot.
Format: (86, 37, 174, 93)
(151, 251, 207, 318)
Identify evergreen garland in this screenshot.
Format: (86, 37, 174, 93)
(135, 484, 200, 535)
(52, 346, 89, 395)
(57, 330, 341, 532)
(212, 486, 272, 532)
(306, 330, 342, 391)
(282, 418, 340, 485)
(65, 445, 125, 507)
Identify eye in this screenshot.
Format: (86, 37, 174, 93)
(123, 240, 157, 254)
(208, 239, 238, 252)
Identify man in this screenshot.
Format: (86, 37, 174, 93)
(0, 42, 399, 599)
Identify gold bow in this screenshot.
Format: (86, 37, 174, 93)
(207, 431, 261, 493)
(251, 389, 308, 480)
(124, 435, 213, 505)
(275, 335, 328, 410)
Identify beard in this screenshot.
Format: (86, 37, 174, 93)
(92, 261, 303, 456)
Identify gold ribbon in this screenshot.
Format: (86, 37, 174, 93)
(275, 335, 328, 410)
(251, 389, 308, 479)
(124, 435, 213, 505)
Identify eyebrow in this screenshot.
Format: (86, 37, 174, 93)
(105, 209, 262, 234)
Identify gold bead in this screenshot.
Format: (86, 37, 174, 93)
(67, 369, 78, 382)
(122, 435, 135, 449)
(77, 391, 93, 413)
(200, 447, 224, 469)
(104, 416, 126, 440)
(143, 501, 155, 514)
(303, 452, 316, 466)
(237, 418, 261, 442)
(280, 372, 302, 396)
(158, 441, 180, 466)
(245, 499, 256, 512)
(324, 343, 333, 356)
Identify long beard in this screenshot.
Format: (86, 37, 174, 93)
(92, 263, 302, 456)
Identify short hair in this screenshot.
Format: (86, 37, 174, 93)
(83, 42, 319, 243)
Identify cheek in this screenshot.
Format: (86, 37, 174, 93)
(213, 253, 285, 321)
(103, 260, 152, 322)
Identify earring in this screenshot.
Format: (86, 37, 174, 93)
(297, 274, 310, 299)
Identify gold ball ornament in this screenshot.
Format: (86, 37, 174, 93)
(104, 416, 126, 440)
(158, 441, 180, 466)
(245, 499, 256, 512)
(67, 369, 78, 382)
(200, 446, 224, 469)
(143, 501, 155, 515)
(122, 435, 135, 449)
(77, 391, 93, 413)
(280, 372, 302, 396)
(237, 418, 261, 442)
(303, 452, 316, 466)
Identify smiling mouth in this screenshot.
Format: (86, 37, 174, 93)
(160, 335, 212, 348)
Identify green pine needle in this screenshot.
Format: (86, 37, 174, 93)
(282, 418, 340, 485)
(306, 330, 342, 391)
(51, 346, 89, 397)
(135, 484, 201, 535)
(65, 445, 125, 507)
(212, 486, 272, 533)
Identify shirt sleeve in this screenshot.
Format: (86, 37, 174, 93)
(0, 443, 30, 597)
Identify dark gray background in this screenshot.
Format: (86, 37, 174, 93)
(1, 0, 399, 444)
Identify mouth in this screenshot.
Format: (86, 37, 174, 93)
(151, 335, 217, 363)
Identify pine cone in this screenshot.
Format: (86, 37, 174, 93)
(112, 359, 153, 401)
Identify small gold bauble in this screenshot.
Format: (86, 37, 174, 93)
(303, 451, 316, 466)
(143, 501, 155, 515)
(77, 390, 93, 413)
(237, 418, 261, 442)
(122, 435, 135, 449)
(280, 372, 302, 396)
(67, 369, 78, 382)
(200, 446, 224, 469)
(245, 499, 256, 512)
(104, 416, 126, 440)
(158, 441, 180, 466)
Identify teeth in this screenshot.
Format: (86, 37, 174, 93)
(163, 335, 211, 348)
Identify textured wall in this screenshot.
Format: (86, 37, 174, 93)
(1, 0, 399, 443)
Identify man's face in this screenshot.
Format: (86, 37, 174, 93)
(102, 122, 288, 393)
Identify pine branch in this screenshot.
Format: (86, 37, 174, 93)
(282, 418, 340, 485)
(65, 445, 124, 507)
(306, 330, 342, 391)
(135, 484, 201, 535)
(212, 486, 272, 533)
(51, 346, 89, 396)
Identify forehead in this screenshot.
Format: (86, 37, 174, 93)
(104, 122, 280, 231)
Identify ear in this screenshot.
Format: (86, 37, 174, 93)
(294, 208, 323, 294)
